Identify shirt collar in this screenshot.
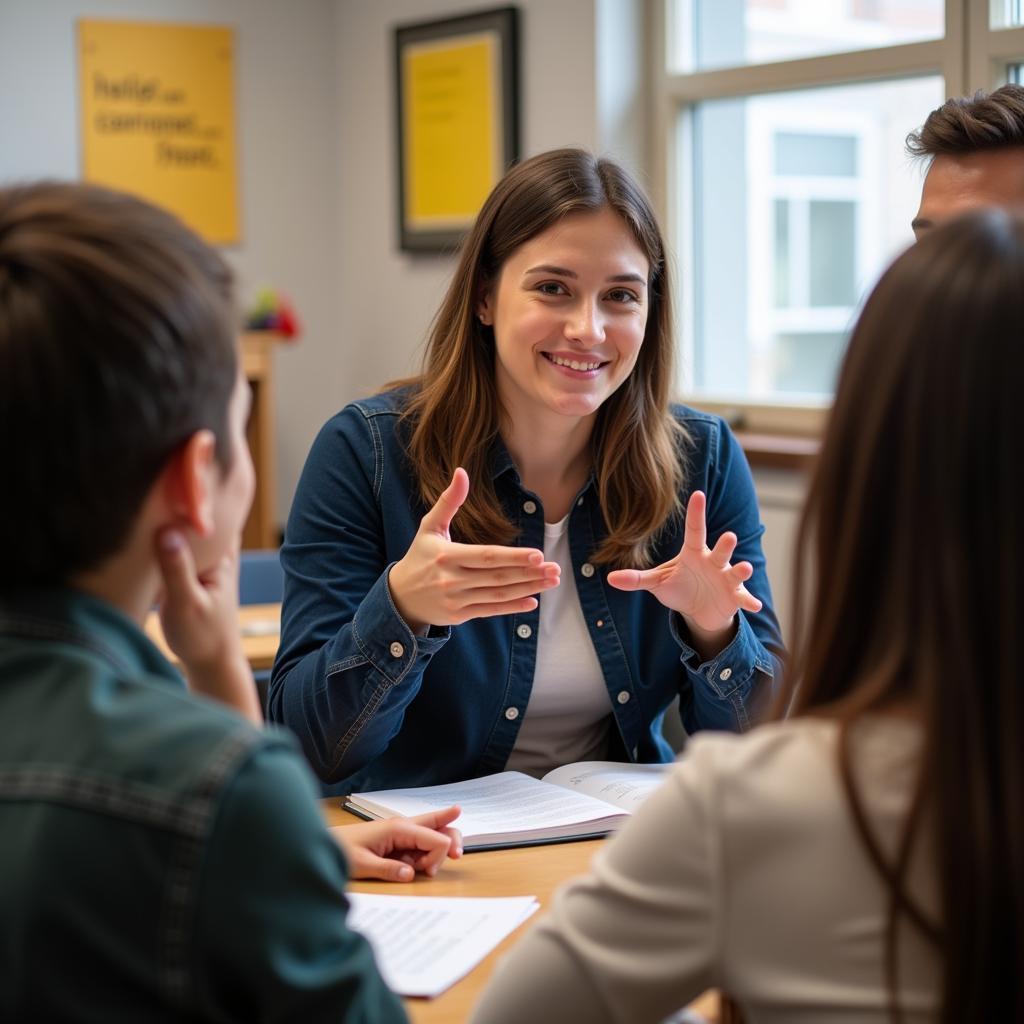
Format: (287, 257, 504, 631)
(0, 587, 184, 690)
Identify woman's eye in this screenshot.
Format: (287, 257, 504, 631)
(607, 288, 639, 304)
(537, 281, 568, 296)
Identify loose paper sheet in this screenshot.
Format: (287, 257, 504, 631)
(346, 893, 539, 998)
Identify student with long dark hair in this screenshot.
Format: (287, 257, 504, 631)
(469, 210, 1024, 1022)
(269, 149, 784, 790)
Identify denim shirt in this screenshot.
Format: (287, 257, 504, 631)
(0, 588, 405, 1024)
(269, 390, 784, 792)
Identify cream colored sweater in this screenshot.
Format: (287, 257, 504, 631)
(471, 717, 939, 1023)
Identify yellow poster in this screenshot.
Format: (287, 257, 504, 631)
(78, 19, 238, 244)
(403, 32, 500, 230)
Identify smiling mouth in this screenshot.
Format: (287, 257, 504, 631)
(543, 353, 607, 372)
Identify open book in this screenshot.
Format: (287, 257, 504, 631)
(343, 760, 671, 850)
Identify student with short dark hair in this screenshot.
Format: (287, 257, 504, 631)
(909, 83, 1024, 235)
(0, 181, 460, 1022)
(469, 210, 1024, 1022)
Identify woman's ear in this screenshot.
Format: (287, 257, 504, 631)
(476, 284, 494, 326)
(160, 429, 218, 538)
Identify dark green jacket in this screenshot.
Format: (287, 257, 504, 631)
(0, 588, 406, 1023)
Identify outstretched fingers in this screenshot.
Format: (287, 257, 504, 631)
(683, 490, 708, 552)
(732, 564, 763, 613)
(606, 563, 674, 593)
(709, 530, 738, 569)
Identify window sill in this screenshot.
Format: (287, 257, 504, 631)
(734, 430, 820, 471)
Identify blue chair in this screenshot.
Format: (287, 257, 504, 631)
(239, 548, 284, 605)
(240, 549, 284, 712)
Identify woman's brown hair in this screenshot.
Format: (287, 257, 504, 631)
(392, 148, 685, 567)
(785, 209, 1024, 1020)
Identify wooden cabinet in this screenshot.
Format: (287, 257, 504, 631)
(241, 332, 279, 549)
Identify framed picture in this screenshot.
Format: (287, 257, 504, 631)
(394, 6, 519, 252)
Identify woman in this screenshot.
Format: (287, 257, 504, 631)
(269, 149, 783, 791)
(468, 209, 1024, 1021)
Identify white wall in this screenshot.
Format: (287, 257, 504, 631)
(0, 0, 340, 526)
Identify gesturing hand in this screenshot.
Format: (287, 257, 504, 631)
(387, 468, 560, 634)
(332, 806, 464, 882)
(607, 490, 762, 641)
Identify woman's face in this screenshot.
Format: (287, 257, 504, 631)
(479, 205, 650, 426)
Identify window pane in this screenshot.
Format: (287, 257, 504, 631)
(775, 132, 858, 176)
(685, 75, 944, 400)
(772, 332, 848, 395)
(809, 200, 856, 305)
(673, 0, 945, 73)
(992, 0, 1024, 29)
(773, 198, 790, 306)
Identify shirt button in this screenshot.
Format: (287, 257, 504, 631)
(389, 641, 404, 658)
(580, 563, 595, 578)
(523, 500, 537, 514)
(505, 706, 519, 721)
(596, 619, 604, 628)
(719, 667, 732, 681)
(617, 690, 630, 704)
(516, 623, 533, 639)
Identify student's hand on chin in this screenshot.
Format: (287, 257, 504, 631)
(334, 806, 464, 882)
(154, 529, 242, 670)
(606, 490, 762, 648)
(153, 529, 261, 722)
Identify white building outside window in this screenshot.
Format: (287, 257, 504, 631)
(656, 0, 1024, 426)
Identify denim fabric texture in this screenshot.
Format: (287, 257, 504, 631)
(270, 390, 784, 792)
(0, 588, 405, 1024)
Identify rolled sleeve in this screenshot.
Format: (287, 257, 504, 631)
(671, 610, 776, 731)
(351, 566, 450, 685)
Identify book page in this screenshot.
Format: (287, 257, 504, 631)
(346, 893, 539, 998)
(349, 771, 625, 838)
(541, 760, 671, 811)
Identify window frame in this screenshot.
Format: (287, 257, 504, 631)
(650, 0, 1024, 434)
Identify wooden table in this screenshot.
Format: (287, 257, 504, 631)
(325, 805, 721, 1024)
(144, 603, 281, 672)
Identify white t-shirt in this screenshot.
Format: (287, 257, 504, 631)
(505, 513, 612, 778)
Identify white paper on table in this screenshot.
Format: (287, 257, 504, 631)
(346, 893, 540, 998)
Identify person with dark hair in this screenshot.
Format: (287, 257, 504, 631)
(0, 181, 463, 1022)
(468, 208, 1024, 1022)
(270, 148, 784, 792)
(909, 83, 1024, 235)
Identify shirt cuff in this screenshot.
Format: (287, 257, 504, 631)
(669, 610, 773, 699)
(350, 564, 450, 684)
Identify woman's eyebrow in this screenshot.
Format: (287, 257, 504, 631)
(524, 264, 646, 285)
(524, 264, 576, 278)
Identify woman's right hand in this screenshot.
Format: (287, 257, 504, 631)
(387, 468, 560, 634)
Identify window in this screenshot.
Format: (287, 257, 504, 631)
(655, 0, 1024, 427)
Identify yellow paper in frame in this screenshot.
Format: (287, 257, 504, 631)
(78, 19, 239, 244)
(403, 31, 502, 230)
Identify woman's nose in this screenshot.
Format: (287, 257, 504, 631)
(565, 298, 605, 346)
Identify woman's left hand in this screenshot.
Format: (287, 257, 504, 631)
(607, 490, 762, 645)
